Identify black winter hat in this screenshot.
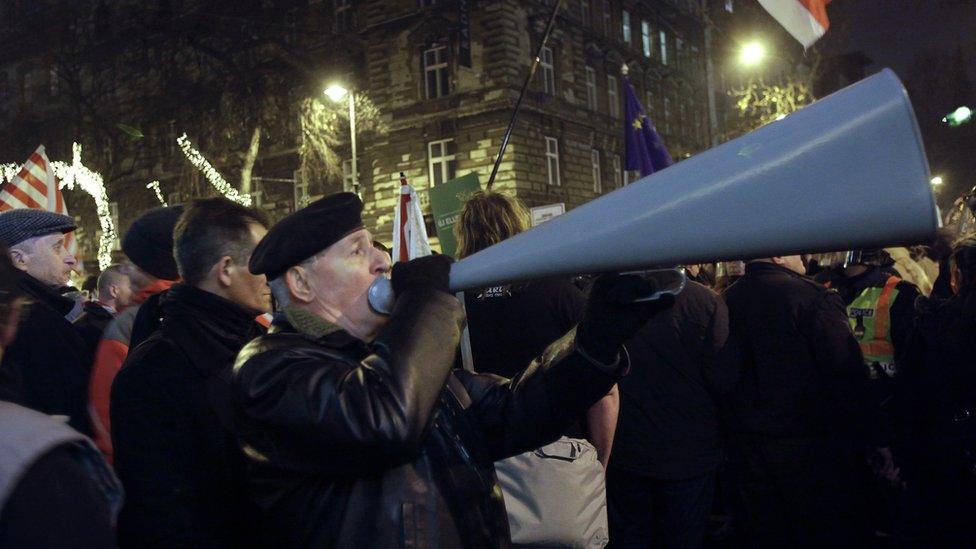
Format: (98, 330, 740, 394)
(122, 205, 184, 281)
(0, 209, 76, 247)
(250, 192, 364, 279)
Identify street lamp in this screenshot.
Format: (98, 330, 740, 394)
(739, 41, 767, 67)
(324, 83, 358, 196)
(942, 106, 973, 127)
(931, 175, 944, 186)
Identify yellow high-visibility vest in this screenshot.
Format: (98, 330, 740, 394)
(847, 276, 900, 379)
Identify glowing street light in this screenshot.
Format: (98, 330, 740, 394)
(324, 84, 349, 103)
(739, 41, 767, 67)
(942, 106, 973, 127)
(324, 83, 358, 196)
(931, 176, 944, 186)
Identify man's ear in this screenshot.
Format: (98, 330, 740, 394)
(285, 266, 314, 304)
(214, 256, 234, 288)
(7, 248, 28, 272)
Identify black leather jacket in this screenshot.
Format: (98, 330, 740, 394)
(232, 288, 624, 548)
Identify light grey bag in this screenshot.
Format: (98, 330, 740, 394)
(457, 292, 609, 547)
(493, 437, 609, 548)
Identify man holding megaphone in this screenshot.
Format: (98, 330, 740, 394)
(229, 192, 674, 548)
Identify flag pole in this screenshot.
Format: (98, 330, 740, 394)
(486, 0, 563, 190)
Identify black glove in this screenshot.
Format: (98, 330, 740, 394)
(576, 273, 676, 364)
(391, 255, 454, 298)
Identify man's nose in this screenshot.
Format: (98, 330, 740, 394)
(372, 249, 392, 274)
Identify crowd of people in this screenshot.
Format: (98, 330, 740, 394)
(0, 188, 973, 548)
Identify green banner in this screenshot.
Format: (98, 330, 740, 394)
(429, 172, 481, 258)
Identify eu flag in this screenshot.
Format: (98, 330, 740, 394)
(623, 75, 673, 177)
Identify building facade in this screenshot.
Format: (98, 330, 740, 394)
(0, 0, 713, 263)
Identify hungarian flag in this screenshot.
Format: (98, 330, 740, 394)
(392, 173, 431, 263)
(758, 0, 831, 48)
(0, 145, 78, 255)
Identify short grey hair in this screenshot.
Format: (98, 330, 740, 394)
(268, 276, 291, 308)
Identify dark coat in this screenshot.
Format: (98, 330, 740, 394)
(111, 284, 266, 548)
(0, 272, 94, 435)
(462, 277, 584, 377)
(613, 281, 739, 480)
(73, 301, 116, 352)
(723, 262, 871, 440)
(232, 288, 624, 548)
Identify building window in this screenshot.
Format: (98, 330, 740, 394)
(540, 47, 555, 95)
(49, 66, 59, 96)
(428, 139, 456, 186)
(725, 0, 734, 13)
(579, 0, 590, 25)
(601, 0, 612, 35)
(585, 66, 597, 110)
(607, 75, 619, 118)
(168, 191, 182, 206)
(334, 0, 355, 33)
(545, 137, 561, 187)
(641, 20, 651, 58)
(645, 90, 654, 116)
(659, 30, 669, 65)
(109, 202, 120, 250)
(591, 149, 602, 193)
(622, 10, 631, 45)
(342, 159, 356, 192)
(423, 45, 450, 99)
(612, 155, 623, 188)
(663, 95, 672, 135)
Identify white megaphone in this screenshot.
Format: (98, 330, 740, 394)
(369, 69, 938, 314)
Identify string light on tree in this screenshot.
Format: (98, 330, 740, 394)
(176, 133, 252, 206)
(2, 144, 117, 270)
(52, 144, 117, 270)
(147, 181, 167, 206)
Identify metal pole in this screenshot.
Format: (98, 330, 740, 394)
(486, 0, 563, 190)
(349, 91, 359, 197)
(702, 0, 720, 147)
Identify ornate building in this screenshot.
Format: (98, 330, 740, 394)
(0, 0, 713, 261)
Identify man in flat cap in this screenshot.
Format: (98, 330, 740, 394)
(0, 208, 94, 435)
(233, 192, 671, 547)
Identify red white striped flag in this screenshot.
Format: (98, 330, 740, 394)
(392, 172, 431, 263)
(0, 145, 77, 254)
(758, 0, 831, 48)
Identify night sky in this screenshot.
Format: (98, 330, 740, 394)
(818, 0, 976, 202)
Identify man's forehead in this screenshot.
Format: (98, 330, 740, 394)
(24, 232, 64, 246)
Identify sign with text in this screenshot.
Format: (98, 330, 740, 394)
(429, 172, 481, 258)
(530, 203, 566, 226)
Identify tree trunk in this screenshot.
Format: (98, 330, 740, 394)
(241, 126, 261, 195)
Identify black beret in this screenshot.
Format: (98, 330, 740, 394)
(0, 209, 76, 247)
(250, 192, 365, 279)
(122, 205, 184, 281)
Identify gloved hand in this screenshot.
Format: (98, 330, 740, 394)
(576, 273, 676, 364)
(391, 255, 454, 298)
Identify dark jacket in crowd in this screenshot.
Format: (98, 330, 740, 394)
(232, 288, 624, 548)
(613, 281, 739, 480)
(0, 272, 94, 435)
(723, 262, 870, 439)
(111, 284, 266, 548)
(462, 276, 584, 377)
(898, 290, 976, 543)
(73, 301, 116, 352)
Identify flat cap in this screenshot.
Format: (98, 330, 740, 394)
(122, 205, 183, 281)
(250, 192, 365, 279)
(0, 209, 76, 247)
